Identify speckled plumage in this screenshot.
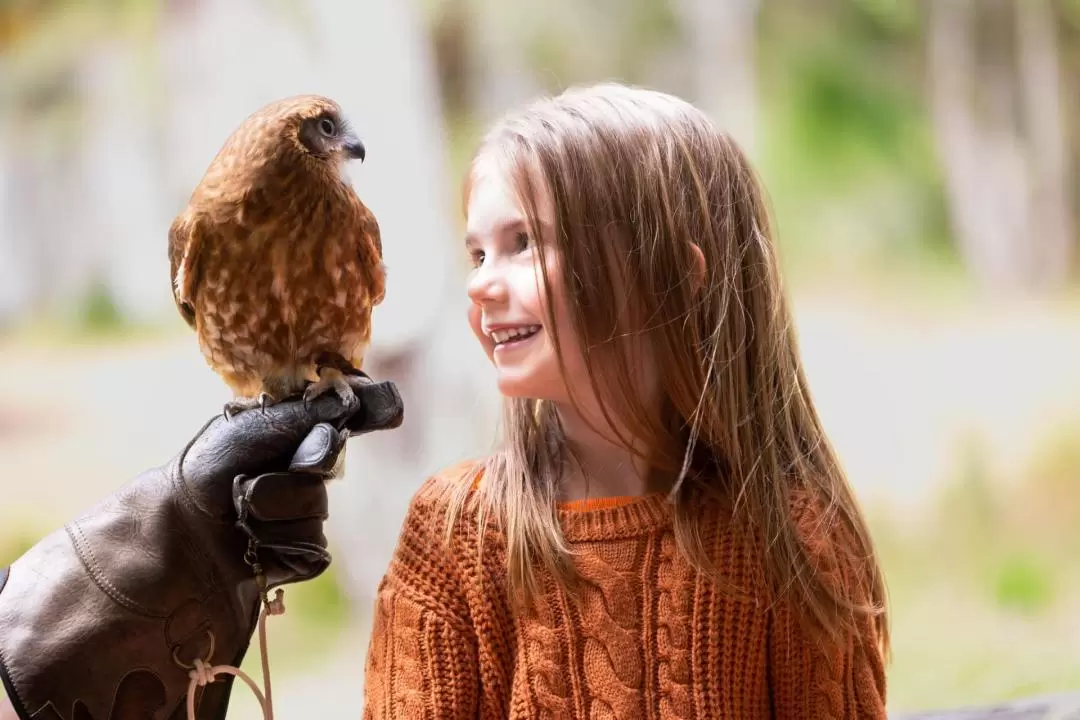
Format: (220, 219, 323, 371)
(169, 95, 384, 415)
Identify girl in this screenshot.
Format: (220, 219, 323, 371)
(361, 82, 888, 718)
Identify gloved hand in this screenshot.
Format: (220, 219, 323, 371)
(0, 378, 403, 720)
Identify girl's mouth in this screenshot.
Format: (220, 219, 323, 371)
(491, 325, 541, 350)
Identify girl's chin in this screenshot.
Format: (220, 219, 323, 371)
(494, 370, 550, 400)
(495, 377, 536, 398)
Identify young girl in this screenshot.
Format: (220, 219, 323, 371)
(361, 82, 888, 719)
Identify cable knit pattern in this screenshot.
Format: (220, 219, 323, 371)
(575, 539, 646, 719)
(656, 533, 694, 718)
(362, 467, 887, 719)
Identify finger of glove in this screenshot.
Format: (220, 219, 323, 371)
(261, 539, 332, 588)
(238, 472, 329, 525)
(251, 520, 329, 558)
(247, 520, 331, 588)
(289, 423, 347, 475)
(253, 525, 330, 560)
(184, 394, 357, 481)
(343, 380, 404, 435)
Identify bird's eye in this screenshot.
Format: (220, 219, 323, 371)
(318, 117, 337, 137)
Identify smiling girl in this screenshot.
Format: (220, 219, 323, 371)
(360, 82, 889, 719)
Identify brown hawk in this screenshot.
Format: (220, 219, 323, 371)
(169, 95, 385, 418)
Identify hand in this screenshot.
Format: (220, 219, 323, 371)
(174, 387, 394, 591)
(0, 379, 403, 720)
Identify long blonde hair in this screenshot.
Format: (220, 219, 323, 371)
(445, 82, 888, 654)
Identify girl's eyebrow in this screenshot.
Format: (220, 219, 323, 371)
(464, 217, 529, 248)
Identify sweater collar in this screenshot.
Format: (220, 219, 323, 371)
(556, 492, 672, 541)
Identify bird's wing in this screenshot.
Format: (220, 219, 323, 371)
(168, 211, 204, 330)
(356, 204, 386, 306)
(362, 205, 382, 260)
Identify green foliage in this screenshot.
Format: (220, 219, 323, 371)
(287, 565, 350, 632)
(78, 279, 127, 335)
(849, 0, 921, 36)
(522, 0, 679, 89)
(8, 279, 156, 346)
(1063, 0, 1080, 29)
(879, 418, 1080, 711)
(992, 550, 1056, 615)
(236, 564, 353, 678)
(753, 0, 959, 287)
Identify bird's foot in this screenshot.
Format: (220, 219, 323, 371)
(223, 392, 276, 420)
(303, 367, 371, 408)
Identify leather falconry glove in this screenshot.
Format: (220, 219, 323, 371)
(0, 377, 403, 720)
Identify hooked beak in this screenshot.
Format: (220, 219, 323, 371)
(342, 132, 366, 162)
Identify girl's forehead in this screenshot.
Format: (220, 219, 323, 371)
(465, 153, 552, 234)
(466, 169, 523, 235)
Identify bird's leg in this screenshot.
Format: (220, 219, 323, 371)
(222, 392, 276, 420)
(309, 351, 373, 398)
(302, 366, 367, 407)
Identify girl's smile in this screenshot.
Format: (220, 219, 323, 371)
(488, 324, 542, 352)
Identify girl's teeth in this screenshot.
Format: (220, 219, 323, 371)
(492, 326, 540, 344)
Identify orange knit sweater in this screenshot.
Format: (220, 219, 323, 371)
(361, 466, 887, 719)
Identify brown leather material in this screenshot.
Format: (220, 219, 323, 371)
(0, 379, 403, 720)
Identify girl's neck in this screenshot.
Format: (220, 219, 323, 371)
(556, 404, 653, 502)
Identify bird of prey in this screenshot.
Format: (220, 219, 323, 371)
(169, 94, 385, 418)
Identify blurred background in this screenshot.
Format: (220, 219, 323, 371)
(1, 0, 1078, 715)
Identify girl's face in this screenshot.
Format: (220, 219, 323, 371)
(464, 156, 585, 404)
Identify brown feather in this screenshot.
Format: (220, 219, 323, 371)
(169, 95, 385, 405)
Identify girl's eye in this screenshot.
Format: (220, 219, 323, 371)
(469, 249, 485, 268)
(513, 232, 530, 252)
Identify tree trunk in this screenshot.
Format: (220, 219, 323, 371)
(466, 0, 544, 125)
(1016, 0, 1074, 288)
(928, 0, 1074, 295)
(929, 0, 1018, 294)
(676, 0, 760, 156)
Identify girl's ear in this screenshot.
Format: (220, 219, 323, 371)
(690, 243, 707, 294)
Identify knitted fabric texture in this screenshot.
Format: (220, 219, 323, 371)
(362, 465, 887, 719)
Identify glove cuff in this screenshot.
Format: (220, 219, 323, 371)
(0, 470, 260, 720)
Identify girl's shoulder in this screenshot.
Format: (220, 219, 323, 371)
(399, 458, 487, 536)
(411, 458, 486, 505)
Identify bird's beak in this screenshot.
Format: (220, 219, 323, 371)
(342, 132, 366, 162)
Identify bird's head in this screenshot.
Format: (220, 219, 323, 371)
(287, 97, 366, 166)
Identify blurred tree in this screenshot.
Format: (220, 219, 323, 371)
(0, 0, 310, 327)
(0, 0, 167, 326)
(674, 0, 760, 156)
(754, 0, 952, 284)
(3, 0, 1079, 326)
(928, 0, 1074, 295)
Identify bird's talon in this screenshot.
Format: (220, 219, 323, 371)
(304, 367, 359, 407)
(345, 373, 373, 393)
(335, 384, 357, 407)
(223, 393, 276, 418)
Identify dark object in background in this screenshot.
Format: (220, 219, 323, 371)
(892, 692, 1080, 720)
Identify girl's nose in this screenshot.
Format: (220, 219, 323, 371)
(467, 262, 509, 305)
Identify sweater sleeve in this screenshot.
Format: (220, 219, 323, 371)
(767, 495, 888, 719)
(362, 477, 479, 720)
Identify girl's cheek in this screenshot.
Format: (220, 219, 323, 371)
(467, 304, 495, 360)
